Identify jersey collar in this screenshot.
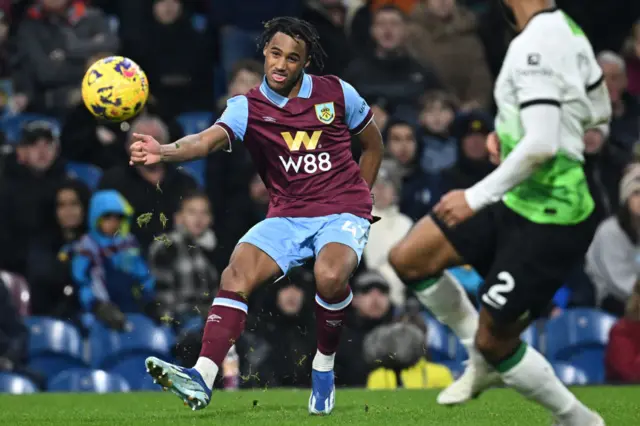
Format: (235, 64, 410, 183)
(259, 72, 313, 108)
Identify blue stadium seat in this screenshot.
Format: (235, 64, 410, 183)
(66, 162, 103, 191)
(520, 324, 539, 349)
(423, 315, 457, 361)
(552, 362, 589, 386)
(544, 308, 616, 384)
(109, 357, 160, 391)
(26, 317, 86, 379)
(48, 369, 130, 393)
(0, 373, 38, 394)
(1, 114, 61, 144)
(89, 314, 175, 369)
(191, 14, 207, 33)
(439, 360, 464, 380)
(175, 112, 213, 187)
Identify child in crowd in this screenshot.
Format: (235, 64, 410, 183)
(68, 190, 159, 330)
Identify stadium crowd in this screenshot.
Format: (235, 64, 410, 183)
(0, 0, 639, 393)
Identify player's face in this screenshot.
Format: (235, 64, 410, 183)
(263, 32, 310, 94)
(386, 123, 417, 165)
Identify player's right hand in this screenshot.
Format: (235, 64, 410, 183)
(129, 133, 162, 166)
(487, 132, 501, 165)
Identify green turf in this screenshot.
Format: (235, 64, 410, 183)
(1, 387, 639, 425)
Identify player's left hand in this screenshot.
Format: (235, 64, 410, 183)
(434, 190, 475, 228)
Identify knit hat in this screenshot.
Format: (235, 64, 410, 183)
(619, 164, 640, 205)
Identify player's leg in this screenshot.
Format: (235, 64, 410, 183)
(389, 211, 501, 404)
(146, 219, 293, 410)
(475, 217, 604, 425)
(307, 213, 368, 414)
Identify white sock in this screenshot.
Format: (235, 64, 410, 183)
(312, 350, 335, 372)
(500, 344, 594, 426)
(194, 357, 219, 390)
(413, 271, 478, 340)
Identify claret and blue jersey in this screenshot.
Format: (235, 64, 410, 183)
(214, 72, 376, 275)
(215, 72, 374, 220)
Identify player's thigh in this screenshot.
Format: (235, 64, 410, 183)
(222, 242, 283, 294)
(389, 207, 499, 280)
(313, 213, 368, 285)
(227, 218, 311, 292)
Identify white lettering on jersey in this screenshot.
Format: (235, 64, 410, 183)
(279, 153, 332, 174)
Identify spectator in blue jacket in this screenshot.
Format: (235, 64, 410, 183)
(68, 189, 159, 330)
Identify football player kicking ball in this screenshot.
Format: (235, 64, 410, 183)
(389, 1, 610, 425)
(129, 17, 383, 414)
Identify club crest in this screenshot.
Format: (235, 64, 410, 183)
(314, 102, 335, 124)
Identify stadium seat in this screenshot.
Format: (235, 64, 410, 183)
(48, 369, 130, 393)
(191, 14, 207, 33)
(109, 357, 160, 391)
(26, 317, 86, 379)
(0, 270, 31, 317)
(423, 315, 457, 361)
(544, 308, 617, 384)
(1, 114, 61, 144)
(89, 314, 175, 369)
(520, 324, 539, 349)
(439, 360, 464, 380)
(66, 162, 103, 191)
(180, 159, 206, 187)
(0, 373, 38, 394)
(552, 362, 589, 386)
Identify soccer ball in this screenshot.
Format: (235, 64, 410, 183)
(81, 56, 149, 122)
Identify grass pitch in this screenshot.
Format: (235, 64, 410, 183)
(1, 387, 639, 425)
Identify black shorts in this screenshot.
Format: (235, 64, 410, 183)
(433, 202, 598, 323)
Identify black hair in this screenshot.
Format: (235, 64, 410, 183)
(257, 16, 327, 71)
(179, 189, 211, 211)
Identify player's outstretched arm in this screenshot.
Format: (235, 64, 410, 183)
(159, 125, 230, 163)
(355, 120, 384, 188)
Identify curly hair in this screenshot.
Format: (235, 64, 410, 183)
(257, 16, 327, 70)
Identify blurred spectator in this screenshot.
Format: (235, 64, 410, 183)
(343, 5, 441, 119)
(384, 118, 444, 221)
(210, 0, 301, 81)
(98, 115, 197, 251)
(59, 50, 126, 169)
(417, 91, 458, 174)
(148, 190, 224, 327)
(335, 271, 394, 386)
(365, 159, 413, 307)
(622, 19, 640, 98)
(68, 189, 159, 330)
(441, 110, 494, 190)
(122, 0, 214, 117)
(215, 59, 263, 115)
(13, 0, 119, 116)
(213, 171, 269, 263)
(237, 268, 316, 388)
(406, 0, 492, 109)
(605, 281, 640, 383)
(302, 0, 351, 76)
(586, 165, 640, 316)
(0, 277, 44, 389)
(598, 51, 640, 152)
(363, 313, 454, 389)
(27, 179, 89, 321)
(0, 121, 67, 275)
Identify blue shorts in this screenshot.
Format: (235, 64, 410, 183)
(238, 213, 371, 275)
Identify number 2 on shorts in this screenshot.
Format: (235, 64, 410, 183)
(482, 271, 515, 309)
